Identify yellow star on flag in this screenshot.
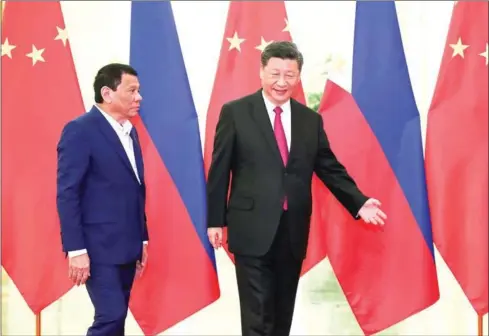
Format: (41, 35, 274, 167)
(227, 31, 245, 52)
(479, 43, 488, 65)
(54, 26, 69, 46)
(26, 45, 45, 65)
(449, 37, 469, 58)
(282, 18, 289, 32)
(1, 38, 16, 58)
(256, 37, 273, 52)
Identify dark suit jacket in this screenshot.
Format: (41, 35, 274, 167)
(207, 90, 368, 259)
(56, 106, 148, 265)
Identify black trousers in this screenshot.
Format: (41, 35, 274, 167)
(234, 211, 303, 336)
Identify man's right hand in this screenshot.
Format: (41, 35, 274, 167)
(207, 228, 223, 249)
(69, 253, 90, 286)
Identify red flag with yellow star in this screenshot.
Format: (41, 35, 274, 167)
(1, 1, 83, 313)
(425, 1, 488, 316)
(202, 1, 327, 275)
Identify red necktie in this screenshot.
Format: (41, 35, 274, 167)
(273, 106, 288, 210)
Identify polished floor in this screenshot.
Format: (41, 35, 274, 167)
(1, 250, 487, 335)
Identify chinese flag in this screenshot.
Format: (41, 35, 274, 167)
(425, 1, 488, 316)
(202, 1, 327, 275)
(1, 2, 84, 313)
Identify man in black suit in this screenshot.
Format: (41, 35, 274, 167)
(206, 41, 386, 336)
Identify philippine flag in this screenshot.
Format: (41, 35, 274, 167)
(314, 1, 440, 334)
(127, 2, 220, 335)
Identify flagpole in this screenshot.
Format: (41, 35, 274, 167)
(36, 312, 41, 336)
(477, 314, 483, 336)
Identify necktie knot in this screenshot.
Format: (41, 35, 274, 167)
(274, 106, 283, 115)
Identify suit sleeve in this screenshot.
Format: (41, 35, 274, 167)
(314, 115, 369, 218)
(56, 120, 90, 252)
(207, 104, 235, 228)
(133, 128, 149, 243)
(143, 213, 149, 242)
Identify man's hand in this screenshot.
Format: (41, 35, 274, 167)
(69, 253, 90, 286)
(136, 244, 148, 277)
(207, 228, 223, 249)
(358, 198, 387, 227)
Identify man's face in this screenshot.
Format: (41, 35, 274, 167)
(108, 73, 142, 119)
(260, 57, 301, 106)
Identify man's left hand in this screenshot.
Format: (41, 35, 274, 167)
(136, 244, 148, 277)
(358, 198, 387, 226)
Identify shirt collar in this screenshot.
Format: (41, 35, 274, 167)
(95, 104, 133, 135)
(261, 90, 291, 114)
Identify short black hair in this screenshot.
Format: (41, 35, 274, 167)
(260, 41, 304, 71)
(93, 63, 138, 103)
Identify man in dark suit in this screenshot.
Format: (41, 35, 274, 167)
(206, 41, 386, 336)
(57, 63, 148, 335)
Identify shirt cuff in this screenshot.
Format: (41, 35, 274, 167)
(68, 249, 87, 257)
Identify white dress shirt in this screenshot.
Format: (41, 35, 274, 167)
(97, 106, 141, 184)
(68, 105, 147, 258)
(262, 91, 291, 150)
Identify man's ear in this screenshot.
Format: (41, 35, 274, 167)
(100, 86, 113, 104)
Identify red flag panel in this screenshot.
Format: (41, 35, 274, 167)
(425, 1, 488, 316)
(1, 1, 84, 313)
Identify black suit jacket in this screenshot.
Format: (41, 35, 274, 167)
(207, 90, 368, 259)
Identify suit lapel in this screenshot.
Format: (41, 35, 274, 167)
(130, 129, 145, 184)
(92, 106, 140, 184)
(249, 91, 283, 164)
(287, 99, 303, 168)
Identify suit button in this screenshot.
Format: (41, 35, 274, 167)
(284, 172, 288, 177)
